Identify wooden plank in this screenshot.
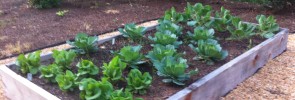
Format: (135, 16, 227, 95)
(1, 20, 159, 100)
(0, 19, 288, 100)
(0, 65, 60, 100)
(168, 28, 289, 100)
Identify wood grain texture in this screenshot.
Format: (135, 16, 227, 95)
(0, 20, 288, 100)
(0, 21, 159, 100)
(0, 65, 60, 100)
(168, 28, 289, 100)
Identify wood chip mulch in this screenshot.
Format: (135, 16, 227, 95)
(222, 34, 295, 100)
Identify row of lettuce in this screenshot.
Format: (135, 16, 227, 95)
(15, 3, 279, 100)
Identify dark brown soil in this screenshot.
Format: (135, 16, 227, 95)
(8, 26, 266, 100)
(1, 0, 295, 59)
(0, 0, 191, 58)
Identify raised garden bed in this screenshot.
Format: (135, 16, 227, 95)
(0, 3, 289, 100)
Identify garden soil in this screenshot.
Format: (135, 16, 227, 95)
(0, 0, 295, 59)
(0, 0, 295, 99)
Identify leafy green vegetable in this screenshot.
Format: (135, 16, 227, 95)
(116, 45, 144, 69)
(56, 10, 68, 17)
(189, 39, 228, 65)
(110, 89, 133, 100)
(156, 20, 183, 36)
(55, 70, 77, 91)
(76, 60, 99, 77)
(67, 33, 98, 54)
(148, 31, 182, 48)
(146, 44, 180, 65)
(78, 78, 113, 100)
(39, 64, 63, 83)
(154, 56, 197, 85)
(52, 50, 76, 69)
(159, 7, 185, 23)
(226, 17, 256, 40)
(212, 7, 233, 32)
(118, 23, 147, 42)
(126, 69, 152, 95)
(102, 56, 127, 82)
(256, 15, 280, 38)
(187, 27, 215, 42)
(16, 50, 41, 75)
(185, 3, 214, 27)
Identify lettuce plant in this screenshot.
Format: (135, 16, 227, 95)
(78, 78, 113, 100)
(256, 15, 279, 38)
(110, 89, 133, 100)
(226, 17, 256, 40)
(189, 39, 228, 65)
(126, 69, 152, 95)
(118, 23, 147, 42)
(55, 70, 77, 91)
(185, 3, 214, 27)
(16, 50, 41, 75)
(154, 56, 197, 85)
(212, 7, 233, 32)
(102, 56, 127, 82)
(52, 50, 76, 69)
(116, 45, 144, 68)
(156, 20, 183, 36)
(76, 60, 99, 77)
(187, 27, 215, 43)
(146, 44, 180, 65)
(159, 7, 185, 23)
(39, 64, 63, 83)
(148, 31, 182, 48)
(67, 33, 98, 54)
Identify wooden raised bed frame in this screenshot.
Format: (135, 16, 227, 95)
(0, 20, 289, 100)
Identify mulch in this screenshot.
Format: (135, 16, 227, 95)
(223, 34, 295, 100)
(0, 0, 295, 99)
(1, 0, 295, 59)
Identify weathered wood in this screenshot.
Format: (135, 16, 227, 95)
(0, 65, 60, 100)
(0, 21, 159, 100)
(0, 19, 289, 100)
(168, 28, 289, 100)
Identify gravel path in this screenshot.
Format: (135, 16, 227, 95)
(223, 34, 295, 100)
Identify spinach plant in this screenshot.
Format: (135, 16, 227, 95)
(78, 78, 113, 100)
(146, 44, 180, 65)
(189, 39, 228, 65)
(148, 31, 182, 48)
(16, 50, 41, 75)
(76, 60, 99, 77)
(116, 45, 144, 69)
(55, 70, 77, 91)
(226, 17, 256, 40)
(118, 23, 147, 42)
(52, 50, 76, 69)
(187, 27, 215, 43)
(157, 20, 183, 36)
(185, 3, 214, 28)
(256, 15, 279, 38)
(159, 7, 185, 23)
(67, 33, 98, 54)
(39, 64, 63, 83)
(126, 69, 152, 95)
(212, 7, 233, 32)
(102, 56, 127, 82)
(154, 56, 197, 85)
